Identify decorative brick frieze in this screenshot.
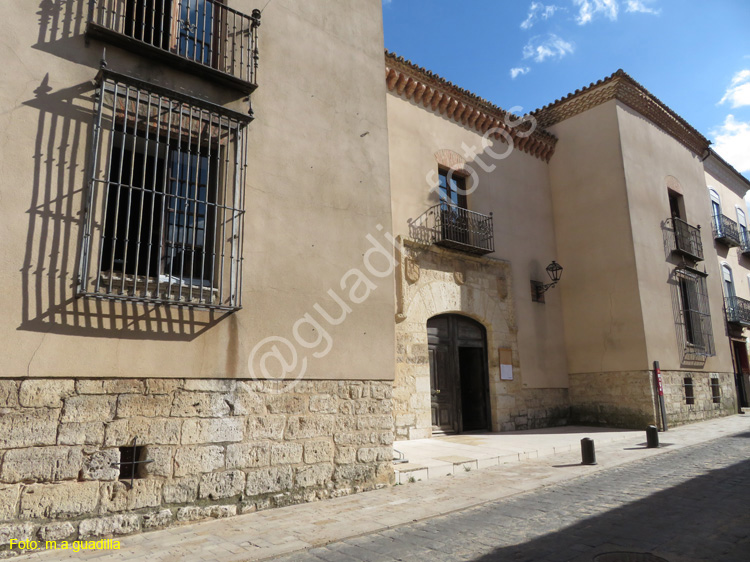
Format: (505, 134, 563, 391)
(385, 52, 557, 163)
(532, 69, 710, 156)
(0, 378, 394, 555)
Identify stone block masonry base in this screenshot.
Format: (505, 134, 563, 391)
(569, 370, 737, 428)
(0, 379, 394, 556)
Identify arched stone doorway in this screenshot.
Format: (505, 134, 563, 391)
(428, 314, 490, 434)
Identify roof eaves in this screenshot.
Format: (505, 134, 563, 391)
(706, 149, 750, 192)
(532, 69, 710, 156)
(384, 51, 558, 163)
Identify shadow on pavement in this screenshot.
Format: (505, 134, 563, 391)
(472, 443, 750, 562)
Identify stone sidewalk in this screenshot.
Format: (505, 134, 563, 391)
(17, 414, 750, 562)
(392, 426, 641, 483)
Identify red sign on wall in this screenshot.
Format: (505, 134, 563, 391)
(655, 367, 664, 396)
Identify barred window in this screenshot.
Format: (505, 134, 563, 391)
(710, 377, 721, 404)
(673, 267, 715, 358)
(683, 377, 694, 405)
(78, 70, 250, 310)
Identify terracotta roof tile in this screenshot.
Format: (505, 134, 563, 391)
(384, 51, 557, 162)
(533, 69, 710, 156)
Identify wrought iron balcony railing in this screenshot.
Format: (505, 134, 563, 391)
(725, 295, 750, 327)
(409, 202, 494, 255)
(712, 214, 742, 247)
(87, 0, 260, 91)
(667, 217, 703, 261)
(740, 231, 750, 256)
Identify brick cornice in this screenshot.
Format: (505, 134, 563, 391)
(385, 51, 558, 163)
(704, 150, 750, 193)
(532, 70, 711, 157)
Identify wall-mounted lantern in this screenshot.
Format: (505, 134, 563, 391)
(532, 261, 563, 302)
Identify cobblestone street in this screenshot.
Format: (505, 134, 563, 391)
(275, 433, 750, 562)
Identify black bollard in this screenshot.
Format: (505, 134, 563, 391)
(581, 438, 597, 465)
(646, 425, 659, 448)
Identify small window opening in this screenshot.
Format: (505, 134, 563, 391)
(684, 377, 694, 405)
(668, 190, 684, 220)
(118, 445, 147, 481)
(438, 168, 468, 209)
(710, 377, 721, 404)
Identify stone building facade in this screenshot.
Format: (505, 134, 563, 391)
(392, 241, 568, 440)
(0, 0, 396, 554)
(1, 0, 748, 554)
(385, 57, 745, 438)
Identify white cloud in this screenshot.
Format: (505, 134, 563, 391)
(711, 115, 750, 173)
(521, 2, 560, 30)
(625, 0, 661, 15)
(719, 70, 750, 108)
(573, 0, 618, 24)
(510, 67, 532, 79)
(522, 34, 575, 63)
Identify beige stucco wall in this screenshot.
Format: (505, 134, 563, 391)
(704, 155, 750, 403)
(547, 96, 738, 425)
(616, 102, 733, 373)
(386, 93, 568, 390)
(704, 155, 750, 303)
(547, 99, 649, 375)
(0, 0, 395, 381)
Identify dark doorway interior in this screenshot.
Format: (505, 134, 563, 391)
(427, 314, 490, 435)
(459, 347, 489, 431)
(731, 340, 749, 408)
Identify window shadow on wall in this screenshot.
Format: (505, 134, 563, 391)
(34, 0, 96, 66)
(19, 75, 223, 340)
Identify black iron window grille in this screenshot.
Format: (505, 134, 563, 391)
(78, 69, 250, 310)
(712, 214, 742, 247)
(710, 377, 721, 404)
(666, 217, 703, 261)
(112, 439, 154, 488)
(408, 202, 494, 256)
(672, 267, 715, 359)
(683, 377, 694, 405)
(724, 295, 750, 327)
(86, 0, 261, 91)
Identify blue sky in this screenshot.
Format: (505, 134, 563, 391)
(382, 0, 750, 178)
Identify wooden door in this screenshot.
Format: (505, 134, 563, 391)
(427, 314, 490, 434)
(428, 317, 457, 434)
(732, 340, 749, 408)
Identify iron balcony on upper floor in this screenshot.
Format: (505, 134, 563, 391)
(409, 202, 494, 256)
(712, 214, 742, 247)
(668, 217, 704, 262)
(725, 295, 750, 327)
(86, 0, 260, 92)
(741, 231, 750, 257)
